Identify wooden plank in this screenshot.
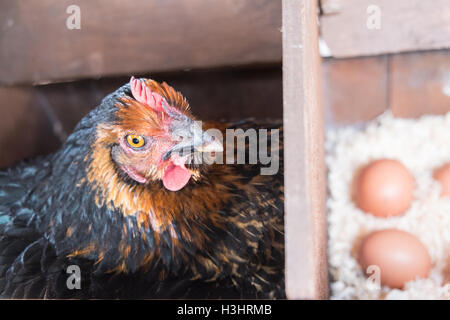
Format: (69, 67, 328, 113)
(282, 0, 328, 299)
(0, 0, 281, 85)
(390, 51, 450, 118)
(322, 56, 388, 127)
(320, 0, 450, 58)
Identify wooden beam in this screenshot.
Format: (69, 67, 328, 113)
(321, 0, 450, 58)
(0, 0, 281, 85)
(282, 0, 328, 299)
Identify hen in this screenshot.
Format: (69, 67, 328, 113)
(0, 78, 284, 299)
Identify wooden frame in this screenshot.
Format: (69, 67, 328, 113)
(282, 0, 328, 299)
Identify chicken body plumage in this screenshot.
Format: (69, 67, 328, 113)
(0, 81, 284, 299)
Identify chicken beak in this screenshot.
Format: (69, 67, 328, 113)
(195, 133, 223, 153)
(163, 121, 223, 161)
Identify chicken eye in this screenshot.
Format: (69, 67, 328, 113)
(126, 135, 145, 149)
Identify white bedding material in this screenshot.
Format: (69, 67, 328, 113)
(326, 112, 450, 300)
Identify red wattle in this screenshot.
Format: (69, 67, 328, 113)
(162, 163, 192, 191)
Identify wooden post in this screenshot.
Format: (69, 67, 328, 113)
(282, 0, 328, 299)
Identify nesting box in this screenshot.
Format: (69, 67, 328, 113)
(283, 0, 450, 299)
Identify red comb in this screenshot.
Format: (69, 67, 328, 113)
(130, 76, 164, 112)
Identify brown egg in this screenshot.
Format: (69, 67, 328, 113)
(354, 159, 414, 217)
(433, 164, 450, 197)
(358, 229, 431, 289)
